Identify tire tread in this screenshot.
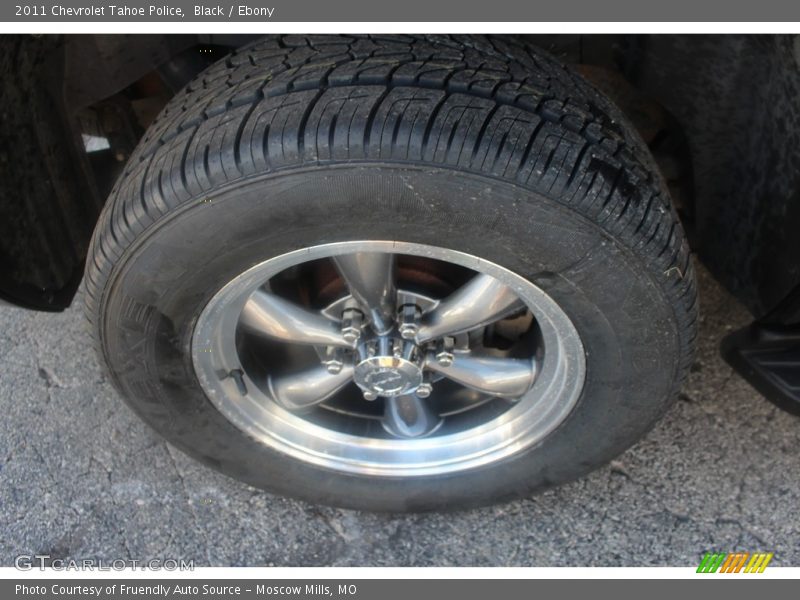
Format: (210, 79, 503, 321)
(85, 34, 697, 393)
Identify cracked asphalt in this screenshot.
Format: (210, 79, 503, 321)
(1, 262, 798, 567)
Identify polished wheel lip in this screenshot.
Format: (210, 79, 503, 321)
(191, 241, 586, 477)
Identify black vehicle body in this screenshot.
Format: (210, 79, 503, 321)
(1, 34, 799, 411)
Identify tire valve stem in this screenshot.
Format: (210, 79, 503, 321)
(229, 369, 248, 396)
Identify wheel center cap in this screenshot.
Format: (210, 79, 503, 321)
(353, 356, 423, 397)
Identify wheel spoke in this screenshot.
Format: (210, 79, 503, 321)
(416, 274, 524, 343)
(382, 395, 443, 438)
(268, 363, 355, 411)
(240, 289, 349, 347)
(426, 354, 536, 398)
(333, 252, 396, 334)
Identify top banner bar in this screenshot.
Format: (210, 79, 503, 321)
(5, 0, 800, 22)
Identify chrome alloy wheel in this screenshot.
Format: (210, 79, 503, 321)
(192, 241, 586, 477)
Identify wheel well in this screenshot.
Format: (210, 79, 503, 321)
(2, 34, 798, 318)
(0, 34, 251, 310)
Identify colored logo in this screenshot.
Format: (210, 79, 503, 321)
(697, 552, 773, 573)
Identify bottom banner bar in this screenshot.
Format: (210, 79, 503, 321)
(2, 579, 795, 600)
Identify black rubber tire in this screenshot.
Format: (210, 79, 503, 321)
(84, 35, 697, 512)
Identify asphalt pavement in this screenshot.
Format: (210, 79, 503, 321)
(1, 263, 798, 567)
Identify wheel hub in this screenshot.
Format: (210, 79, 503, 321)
(353, 354, 423, 397)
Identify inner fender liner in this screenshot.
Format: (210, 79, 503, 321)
(0, 36, 101, 310)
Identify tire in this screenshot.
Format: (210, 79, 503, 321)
(84, 35, 697, 512)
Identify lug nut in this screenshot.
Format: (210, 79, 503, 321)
(399, 324, 418, 340)
(435, 337, 455, 367)
(341, 308, 364, 345)
(435, 352, 454, 367)
(363, 390, 378, 401)
(415, 382, 433, 398)
(398, 304, 421, 340)
(326, 361, 343, 374)
(323, 347, 345, 374)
